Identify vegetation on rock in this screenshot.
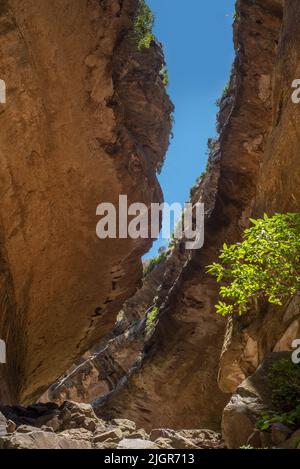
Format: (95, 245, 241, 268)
(160, 66, 169, 87)
(215, 81, 230, 107)
(145, 306, 159, 336)
(206, 137, 218, 156)
(257, 357, 300, 430)
(190, 138, 217, 198)
(207, 213, 300, 316)
(143, 251, 168, 277)
(133, 0, 155, 50)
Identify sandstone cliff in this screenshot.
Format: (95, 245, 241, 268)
(94, 0, 289, 432)
(219, 0, 300, 395)
(40, 253, 172, 405)
(1, 0, 299, 451)
(33, 0, 298, 437)
(0, 0, 173, 404)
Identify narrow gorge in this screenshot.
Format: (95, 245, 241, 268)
(0, 0, 299, 452)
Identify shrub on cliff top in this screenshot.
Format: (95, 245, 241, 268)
(207, 213, 300, 317)
(133, 0, 155, 49)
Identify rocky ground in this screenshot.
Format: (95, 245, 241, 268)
(0, 401, 223, 449)
(2, 386, 300, 449)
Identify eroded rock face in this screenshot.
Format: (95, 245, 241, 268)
(94, 0, 284, 431)
(221, 352, 299, 449)
(40, 253, 173, 405)
(218, 0, 300, 394)
(37, 0, 299, 439)
(0, 0, 173, 404)
(219, 297, 300, 393)
(255, 0, 300, 214)
(40, 242, 189, 407)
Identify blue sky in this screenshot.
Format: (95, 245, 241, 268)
(145, 0, 236, 258)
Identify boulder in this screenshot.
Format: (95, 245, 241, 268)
(117, 439, 160, 449)
(35, 413, 61, 432)
(6, 420, 17, 434)
(279, 429, 300, 449)
(271, 423, 292, 445)
(154, 437, 173, 449)
(259, 431, 273, 448)
(60, 401, 97, 420)
(59, 428, 93, 443)
(112, 418, 136, 432)
(0, 431, 91, 449)
(93, 428, 123, 444)
(150, 429, 198, 449)
(0, 412, 7, 437)
(222, 395, 264, 448)
(124, 428, 148, 440)
(60, 401, 98, 432)
(94, 440, 119, 449)
(222, 353, 290, 448)
(16, 425, 40, 434)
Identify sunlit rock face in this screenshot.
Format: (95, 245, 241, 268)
(1, 0, 298, 445)
(219, 0, 300, 395)
(0, 0, 173, 404)
(95, 0, 288, 431)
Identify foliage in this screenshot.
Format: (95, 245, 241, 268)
(222, 81, 230, 97)
(269, 358, 300, 412)
(215, 81, 230, 107)
(257, 405, 300, 431)
(257, 358, 300, 431)
(206, 137, 218, 157)
(207, 213, 300, 317)
(160, 66, 169, 87)
(133, 0, 155, 49)
(145, 306, 159, 336)
(143, 251, 167, 277)
(233, 8, 239, 21)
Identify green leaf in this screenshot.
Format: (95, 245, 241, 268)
(207, 212, 300, 317)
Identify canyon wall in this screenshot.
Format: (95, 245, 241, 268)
(40, 254, 172, 405)
(38, 0, 296, 434)
(219, 0, 300, 396)
(97, 0, 295, 431)
(1, 0, 299, 446)
(0, 0, 173, 404)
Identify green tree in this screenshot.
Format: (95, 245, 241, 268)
(207, 213, 300, 317)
